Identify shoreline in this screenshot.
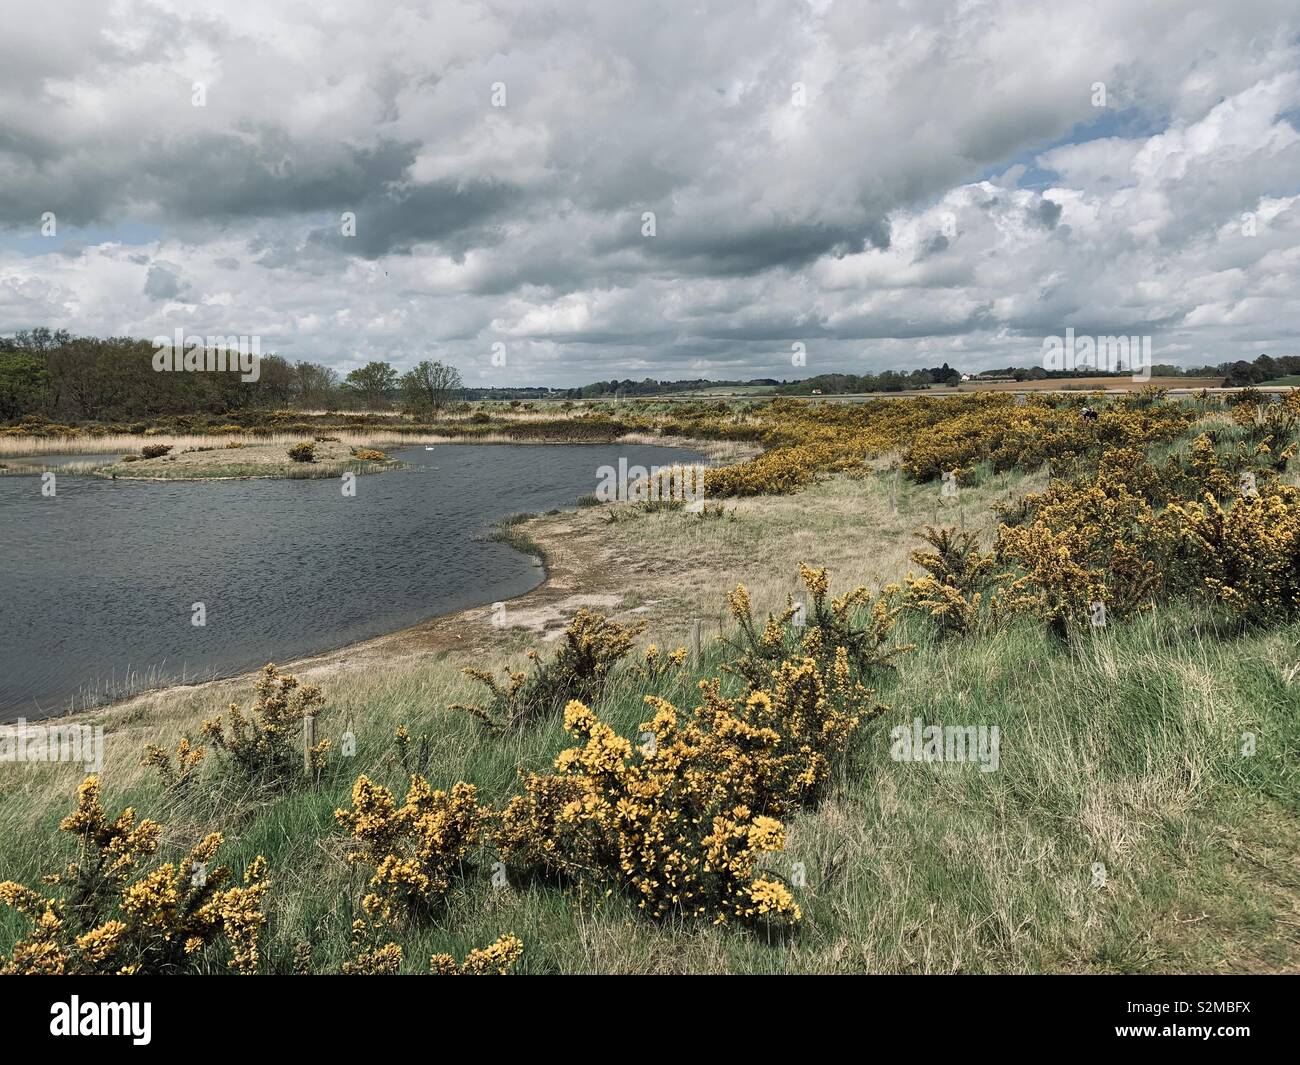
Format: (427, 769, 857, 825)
(0, 431, 750, 477)
(12, 434, 750, 726)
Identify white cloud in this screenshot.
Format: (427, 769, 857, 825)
(0, 0, 1298, 382)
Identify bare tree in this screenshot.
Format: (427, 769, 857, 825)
(293, 360, 339, 409)
(401, 360, 463, 415)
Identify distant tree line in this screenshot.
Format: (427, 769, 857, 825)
(560, 377, 785, 399)
(0, 329, 463, 422)
(1219, 353, 1300, 387)
(1, 326, 1287, 424)
(974, 364, 1222, 383)
(779, 365, 962, 395)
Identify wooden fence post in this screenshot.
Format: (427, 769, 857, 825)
(691, 618, 702, 666)
(303, 714, 316, 775)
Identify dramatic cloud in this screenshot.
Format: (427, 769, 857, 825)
(1, 0, 1298, 383)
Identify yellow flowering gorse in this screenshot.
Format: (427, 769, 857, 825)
(0, 777, 269, 974)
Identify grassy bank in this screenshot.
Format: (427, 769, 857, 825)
(94, 439, 404, 480)
(2, 429, 1296, 972)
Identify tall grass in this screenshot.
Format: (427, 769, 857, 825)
(3, 411, 1297, 973)
(2, 599, 1295, 973)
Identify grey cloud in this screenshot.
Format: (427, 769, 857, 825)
(143, 262, 189, 301)
(1, 0, 1299, 383)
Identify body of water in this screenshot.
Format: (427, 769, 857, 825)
(0, 443, 699, 720)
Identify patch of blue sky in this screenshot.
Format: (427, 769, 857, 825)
(978, 105, 1171, 191)
(0, 221, 162, 257)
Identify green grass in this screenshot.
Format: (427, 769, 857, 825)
(2, 597, 1295, 973)
(2, 404, 1297, 973)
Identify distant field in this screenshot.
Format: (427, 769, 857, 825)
(658, 384, 780, 397)
(1260, 376, 1300, 387)
(956, 375, 1225, 392)
(643, 376, 1230, 401)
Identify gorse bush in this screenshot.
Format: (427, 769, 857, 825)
(430, 934, 524, 974)
(341, 925, 523, 975)
(631, 643, 688, 681)
(141, 736, 205, 790)
(140, 443, 172, 459)
(994, 450, 1164, 637)
(1162, 484, 1300, 623)
(495, 642, 882, 927)
(490, 570, 888, 928)
(287, 441, 315, 462)
(451, 609, 645, 731)
(904, 525, 1001, 636)
(0, 777, 268, 974)
(201, 664, 329, 787)
(724, 563, 912, 685)
(902, 395, 1192, 483)
(1229, 392, 1300, 444)
(335, 775, 489, 926)
(393, 722, 433, 778)
(985, 419, 1300, 634)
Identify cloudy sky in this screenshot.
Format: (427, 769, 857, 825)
(1, 0, 1299, 386)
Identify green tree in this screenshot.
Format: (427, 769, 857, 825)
(0, 352, 54, 420)
(342, 361, 399, 410)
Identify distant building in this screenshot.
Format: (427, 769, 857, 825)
(811, 388, 823, 395)
(960, 374, 971, 381)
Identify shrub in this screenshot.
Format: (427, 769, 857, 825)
(496, 647, 881, 927)
(288, 441, 315, 463)
(903, 526, 1001, 636)
(342, 928, 522, 975)
(140, 444, 172, 459)
(393, 723, 432, 778)
(430, 934, 524, 974)
(451, 609, 645, 731)
(340, 921, 404, 974)
(1160, 484, 1300, 623)
(995, 450, 1165, 637)
(0, 777, 268, 974)
(200, 664, 328, 787)
(902, 396, 1192, 483)
(140, 736, 205, 790)
(351, 447, 387, 461)
(631, 644, 688, 681)
(335, 775, 488, 926)
(724, 564, 911, 686)
(497, 699, 798, 926)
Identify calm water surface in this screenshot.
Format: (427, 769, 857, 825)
(0, 443, 700, 720)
